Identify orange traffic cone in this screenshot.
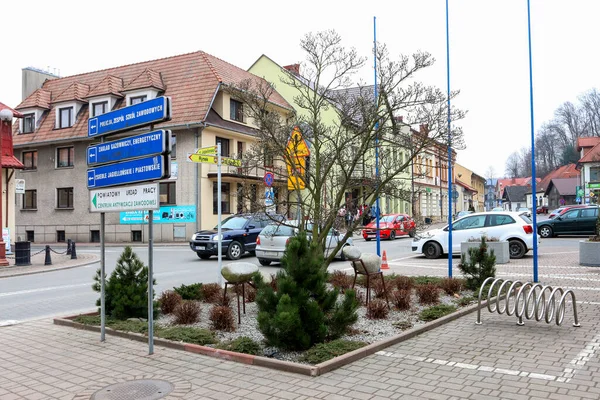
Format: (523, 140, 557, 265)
(381, 250, 390, 270)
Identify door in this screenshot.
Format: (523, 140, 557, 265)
(450, 215, 487, 254)
(244, 217, 266, 251)
(484, 213, 516, 240)
(578, 207, 598, 234)
(554, 209, 579, 234)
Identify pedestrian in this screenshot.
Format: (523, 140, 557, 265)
(337, 206, 347, 230)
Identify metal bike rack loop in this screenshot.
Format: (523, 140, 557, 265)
(476, 277, 580, 327)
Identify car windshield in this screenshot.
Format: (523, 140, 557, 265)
(519, 214, 532, 224)
(215, 216, 248, 230)
(379, 215, 396, 223)
(261, 224, 295, 237)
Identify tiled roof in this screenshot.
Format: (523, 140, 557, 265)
(0, 102, 23, 118)
(538, 164, 579, 192)
(545, 177, 578, 196)
(576, 137, 600, 151)
(123, 69, 165, 92)
(85, 75, 124, 98)
(1, 155, 24, 169)
(503, 185, 529, 202)
(578, 142, 600, 163)
(497, 177, 540, 189)
(12, 51, 292, 147)
(52, 82, 90, 103)
(15, 89, 51, 110)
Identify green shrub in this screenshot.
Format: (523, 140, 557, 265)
(173, 283, 204, 300)
(216, 336, 261, 355)
(458, 236, 497, 291)
(255, 232, 359, 351)
(419, 304, 457, 321)
(72, 315, 148, 333)
(412, 276, 444, 286)
(159, 290, 182, 315)
(92, 246, 157, 320)
(455, 296, 476, 307)
(156, 326, 216, 345)
(392, 320, 413, 330)
(301, 339, 367, 364)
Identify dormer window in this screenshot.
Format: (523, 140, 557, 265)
(22, 113, 35, 133)
(58, 107, 73, 128)
(92, 101, 108, 117)
(230, 99, 244, 122)
(130, 95, 147, 105)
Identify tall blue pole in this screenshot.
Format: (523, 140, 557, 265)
(374, 16, 381, 257)
(527, 0, 539, 282)
(446, 0, 453, 278)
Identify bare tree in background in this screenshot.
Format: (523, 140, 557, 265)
(233, 30, 466, 265)
(505, 152, 520, 178)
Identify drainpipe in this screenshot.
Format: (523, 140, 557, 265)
(6, 169, 13, 238)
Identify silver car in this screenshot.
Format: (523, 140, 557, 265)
(255, 221, 352, 266)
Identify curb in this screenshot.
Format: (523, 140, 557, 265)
(0, 255, 100, 279)
(54, 300, 486, 377)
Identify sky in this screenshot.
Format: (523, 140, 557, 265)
(2, 0, 599, 179)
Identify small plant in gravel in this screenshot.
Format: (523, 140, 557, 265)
(209, 305, 235, 332)
(372, 279, 388, 299)
(156, 326, 216, 345)
(244, 286, 256, 303)
(391, 289, 412, 311)
(455, 296, 476, 307)
(173, 283, 204, 300)
(419, 304, 457, 321)
(216, 336, 261, 355)
(328, 270, 353, 293)
(268, 273, 278, 292)
(416, 283, 440, 304)
(202, 283, 223, 304)
(392, 320, 413, 330)
(366, 299, 389, 319)
(159, 290, 182, 315)
(394, 276, 414, 291)
(73, 315, 148, 333)
(413, 276, 444, 286)
(173, 300, 201, 325)
(439, 278, 464, 296)
(301, 340, 367, 364)
(458, 236, 497, 290)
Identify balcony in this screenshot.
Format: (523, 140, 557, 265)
(207, 164, 286, 182)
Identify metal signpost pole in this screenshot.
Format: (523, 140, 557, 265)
(148, 208, 154, 355)
(217, 143, 223, 287)
(100, 135, 106, 342)
(446, 0, 453, 278)
(373, 16, 381, 258)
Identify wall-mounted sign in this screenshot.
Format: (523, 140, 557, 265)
(87, 155, 170, 189)
(87, 130, 171, 166)
(15, 179, 25, 194)
(119, 205, 196, 224)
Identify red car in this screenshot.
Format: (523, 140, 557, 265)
(362, 213, 416, 241)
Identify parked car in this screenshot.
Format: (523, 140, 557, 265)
(536, 205, 549, 214)
(491, 207, 504, 212)
(516, 207, 531, 218)
(255, 220, 352, 266)
(412, 211, 537, 259)
(362, 213, 416, 241)
(537, 206, 599, 238)
(189, 213, 283, 260)
(548, 204, 587, 219)
(454, 210, 473, 220)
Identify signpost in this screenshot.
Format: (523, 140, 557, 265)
(87, 155, 170, 189)
(87, 130, 170, 166)
(89, 183, 159, 213)
(187, 153, 241, 167)
(195, 146, 218, 155)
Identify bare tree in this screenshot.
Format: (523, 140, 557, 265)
(485, 165, 496, 180)
(505, 152, 520, 178)
(234, 30, 466, 265)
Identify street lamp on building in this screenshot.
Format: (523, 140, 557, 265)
(0, 109, 11, 266)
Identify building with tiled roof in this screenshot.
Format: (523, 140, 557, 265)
(576, 137, 600, 204)
(12, 51, 293, 243)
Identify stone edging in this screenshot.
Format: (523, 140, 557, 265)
(54, 299, 491, 376)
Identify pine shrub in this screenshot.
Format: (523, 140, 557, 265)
(92, 246, 157, 320)
(395, 276, 414, 291)
(439, 278, 464, 296)
(458, 236, 497, 291)
(159, 290, 182, 315)
(173, 283, 203, 300)
(209, 305, 235, 332)
(328, 270, 353, 293)
(366, 299, 389, 319)
(301, 339, 367, 364)
(416, 283, 440, 304)
(173, 300, 201, 325)
(254, 232, 359, 351)
(392, 289, 412, 311)
(202, 283, 223, 304)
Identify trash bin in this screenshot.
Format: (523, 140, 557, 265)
(15, 241, 31, 266)
(424, 217, 432, 224)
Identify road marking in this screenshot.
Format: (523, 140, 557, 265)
(0, 320, 19, 326)
(558, 333, 600, 382)
(376, 351, 558, 381)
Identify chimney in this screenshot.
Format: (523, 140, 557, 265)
(283, 64, 300, 76)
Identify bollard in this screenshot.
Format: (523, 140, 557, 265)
(67, 239, 72, 255)
(44, 245, 52, 265)
(71, 241, 77, 259)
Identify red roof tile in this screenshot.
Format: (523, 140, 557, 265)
(85, 75, 124, 98)
(576, 137, 600, 151)
(52, 82, 90, 103)
(123, 69, 165, 92)
(538, 164, 580, 191)
(1, 155, 24, 169)
(15, 89, 51, 110)
(578, 142, 600, 163)
(12, 51, 292, 147)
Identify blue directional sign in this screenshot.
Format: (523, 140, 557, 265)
(87, 130, 171, 166)
(87, 155, 169, 189)
(88, 96, 171, 138)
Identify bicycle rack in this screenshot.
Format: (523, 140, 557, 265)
(476, 277, 581, 327)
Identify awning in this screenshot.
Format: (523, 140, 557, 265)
(1, 155, 24, 169)
(456, 180, 477, 193)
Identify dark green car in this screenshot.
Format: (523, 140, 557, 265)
(538, 206, 599, 238)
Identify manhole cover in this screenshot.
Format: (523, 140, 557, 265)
(91, 379, 173, 400)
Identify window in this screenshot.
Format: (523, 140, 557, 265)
(453, 215, 486, 230)
(562, 210, 579, 219)
(590, 167, 600, 182)
(90, 230, 100, 243)
(23, 190, 37, 209)
(263, 149, 274, 167)
(581, 208, 598, 218)
(159, 182, 176, 205)
(130, 95, 147, 105)
(23, 113, 35, 133)
(26, 230, 34, 242)
(22, 151, 37, 170)
(171, 134, 176, 158)
(230, 99, 244, 122)
(213, 182, 231, 214)
(56, 230, 65, 242)
(58, 107, 73, 128)
(57, 187, 73, 208)
(216, 137, 230, 157)
(57, 146, 74, 168)
(487, 215, 514, 226)
(92, 101, 108, 117)
(132, 230, 142, 242)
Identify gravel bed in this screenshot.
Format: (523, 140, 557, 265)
(156, 285, 475, 363)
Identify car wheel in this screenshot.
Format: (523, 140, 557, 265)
(509, 240, 526, 259)
(197, 253, 211, 260)
(423, 242, 442, 259)
(258, 258, 271, 266)
(539, 226, 553, 238)
(389, 231, 396, 240)
(226, 241, 243, 260)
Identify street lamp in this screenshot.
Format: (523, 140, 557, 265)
(0, 109, 11, 266)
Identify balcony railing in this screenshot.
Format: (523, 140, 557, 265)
(207, 163, 286, 180)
